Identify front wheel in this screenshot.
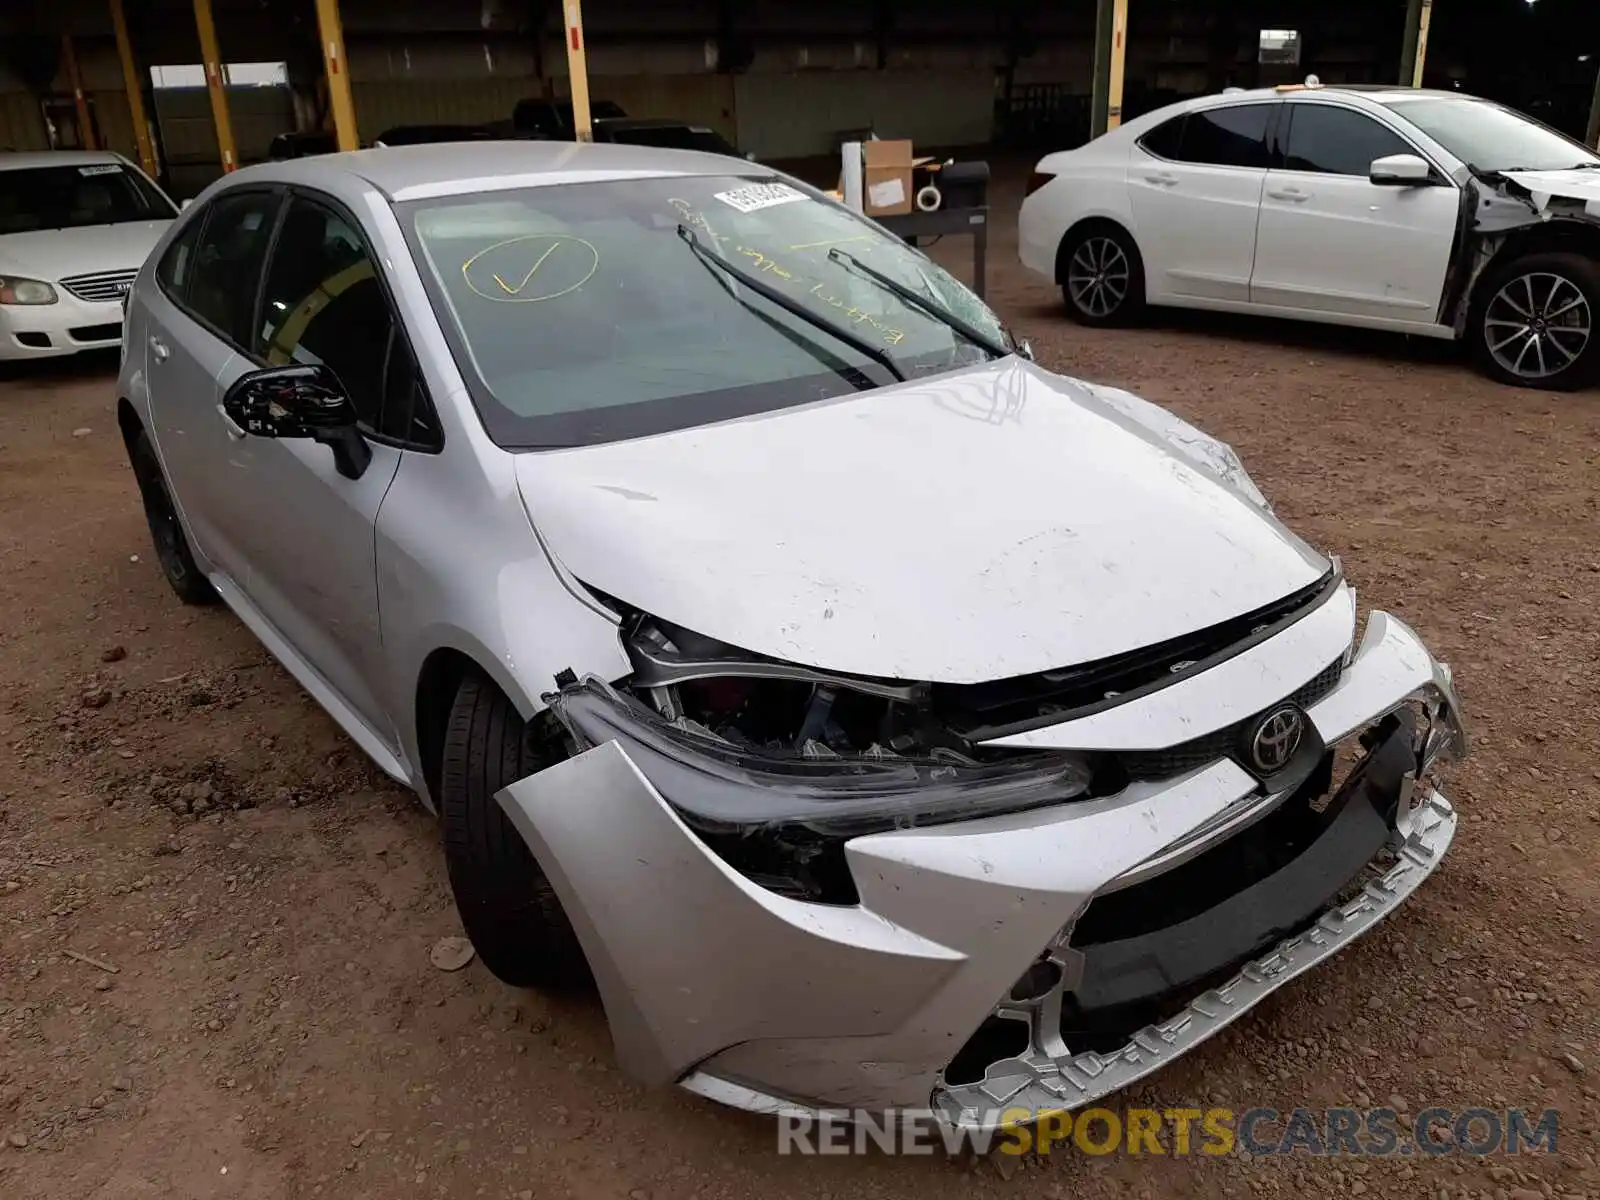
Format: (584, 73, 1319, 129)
(128, 430, 218, 606)
(1471, 252, 1600, 390)
(1059, 225, 1146, 327)
(439, 673, 590, 989)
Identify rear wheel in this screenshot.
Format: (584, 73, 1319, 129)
(1471, 251, 1600, 390)
(1060, 224, 1146, 326)
(439, 672, 590, 989)
(127, 430, 217, 605)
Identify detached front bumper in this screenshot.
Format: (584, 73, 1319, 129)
(495, 610, 1463, 1125)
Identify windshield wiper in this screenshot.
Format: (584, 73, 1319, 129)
(676, 225, 905, 384)
(826, 247, 1010, 359)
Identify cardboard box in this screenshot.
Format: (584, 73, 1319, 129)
(862, 139, 915, 216)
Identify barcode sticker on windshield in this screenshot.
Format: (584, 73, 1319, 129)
(78, 164, 124, 177)
(712, 182, 807, 214)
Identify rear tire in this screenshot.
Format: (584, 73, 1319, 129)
(127, 430, 218, 606)
(1470, 251, 1600, 391)
(1059, 224, 1146, 327)
(439, 673, 590, 989)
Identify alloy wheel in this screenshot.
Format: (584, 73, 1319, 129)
(1483, 271, 1591, 381)
(1066, 236, 1131, 319)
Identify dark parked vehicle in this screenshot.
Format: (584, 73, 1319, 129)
(590, 117, 748, 158)
(511, 97, 627, 138)
(267, 131, 337, 161)
(371, 124, 499, 148)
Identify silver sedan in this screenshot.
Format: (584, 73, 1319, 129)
(116, 141, 1466, 1129)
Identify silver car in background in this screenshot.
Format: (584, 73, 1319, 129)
(116, 142, 1466, 1128)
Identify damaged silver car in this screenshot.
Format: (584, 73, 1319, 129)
(116, 141, 1466, 1128)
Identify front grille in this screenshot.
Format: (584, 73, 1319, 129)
(69, 323, 122, 343)
(1118, 658, 1344, 781)
(60, 270, 137, 303)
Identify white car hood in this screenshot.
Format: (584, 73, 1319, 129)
(1496, 168, 1600, 212)
(0, 220, 172, 282)
(515, 359, 1329, 683)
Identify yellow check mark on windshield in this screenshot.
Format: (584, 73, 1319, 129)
(492, 240, 563, 295)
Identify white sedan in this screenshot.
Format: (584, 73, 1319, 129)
(1020, 84, 1600, 390)
(0, 150, 178, 360)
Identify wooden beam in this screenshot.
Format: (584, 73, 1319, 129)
(1106, 0, 1129, 131)
(61, 35, 97, 150)
(562, 0, 593, 141)
(313, 0, 361, 151)
(191, 0, 239, 172)
(109, 0, 159, 177)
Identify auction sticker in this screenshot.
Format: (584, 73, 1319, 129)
(712, 182, 808, 214)
(79, 164, 124, 176)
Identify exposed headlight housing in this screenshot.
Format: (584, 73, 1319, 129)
(547, 677, 1092, 839)
(0, 276, 59, 306)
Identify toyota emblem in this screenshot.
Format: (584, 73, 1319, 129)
(1248, 705, 1304, 774)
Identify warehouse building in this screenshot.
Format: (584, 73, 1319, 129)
(1, 0, 1595, 197)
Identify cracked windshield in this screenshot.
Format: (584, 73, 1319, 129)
(405, 174, 1007, 447)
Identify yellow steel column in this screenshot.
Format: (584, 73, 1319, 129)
(562, 0, 594, 141)
(1105, 0, 1129, 131)
(61, 34, 98, 150)
(192, 0, 239, 172)
(109, 0, 159, 177)
(313, 0, 361, 152)
(1411, 0, 1434, 89)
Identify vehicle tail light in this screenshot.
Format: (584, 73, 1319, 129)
(1025, 171, 1055, 197)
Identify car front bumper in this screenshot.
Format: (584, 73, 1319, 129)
(0, 294, 125, 360)
(496, 610, 1463, 1126)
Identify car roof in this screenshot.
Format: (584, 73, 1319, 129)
(225, 140, 754, 202)
(1193, 84, 1477, 107)
(0, 149, 129, 171)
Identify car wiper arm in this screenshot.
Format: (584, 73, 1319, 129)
(826, 247, 1010, 359)
(676, 225, 905, 384)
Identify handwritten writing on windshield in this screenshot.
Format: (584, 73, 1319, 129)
(460, 234, 599, 304)
(668, 200, 909, 345)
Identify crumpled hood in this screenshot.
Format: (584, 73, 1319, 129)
(0, 220, 171, 283)
(1496, 169, 1600, 212)
(515, 359, 1329, 683)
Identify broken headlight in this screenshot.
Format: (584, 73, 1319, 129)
(547, 678, 1092, 840)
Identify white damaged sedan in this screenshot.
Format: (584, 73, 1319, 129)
(116, 142, 1466, 1128)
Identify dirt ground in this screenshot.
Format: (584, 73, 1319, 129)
(2, 173, 1598, 1200)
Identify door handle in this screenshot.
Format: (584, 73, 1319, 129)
(217, 404, 247, 441)
(149, 335, 170, 363)
(1143, 171, 1179, 187)
(1267, 187, 1310, 202)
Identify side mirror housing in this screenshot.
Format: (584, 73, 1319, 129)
(220, 363, 372, 479)
(1369, 153, 1433, 186)
(180, 197, 193, 210)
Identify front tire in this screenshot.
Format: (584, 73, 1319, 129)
(439, 673, 590, 989)
(1059, 224, 1146, 326)
(1471, 251, 1600, 390)
(128, 430, 218, 605)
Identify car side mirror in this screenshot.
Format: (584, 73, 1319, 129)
(1369, 153, 1432, 186)
(220, 363, 372, 480)
(180, 198, 193, 210)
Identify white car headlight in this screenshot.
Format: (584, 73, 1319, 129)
(1077, 379, 1271, 510)
(0, 276, 59, 306)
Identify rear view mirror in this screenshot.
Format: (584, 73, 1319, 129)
(1369, 153, 1432, 186)
(220, 363, 372, 479)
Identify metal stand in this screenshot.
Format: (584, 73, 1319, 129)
(874, 206, 990, 300)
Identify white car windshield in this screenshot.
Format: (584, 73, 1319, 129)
(0, 162, 176, 234)
(1385, 97, 1600, 174)
(402, 175, 1007, 448)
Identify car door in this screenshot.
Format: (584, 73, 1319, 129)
(208, 190, 427, 751)
(1250, 101, 1459, 324)
(1126, 101, 1277, 304)
(143, 187, 285, 581)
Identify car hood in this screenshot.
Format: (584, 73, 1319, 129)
(1496, 168, 1600, 210)
(0, 220, 172, 282)
(514, 359, 1329, 684)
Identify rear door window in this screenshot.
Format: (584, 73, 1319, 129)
(185, 189, 282, 349)
(1174, 104, 1276, 169)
